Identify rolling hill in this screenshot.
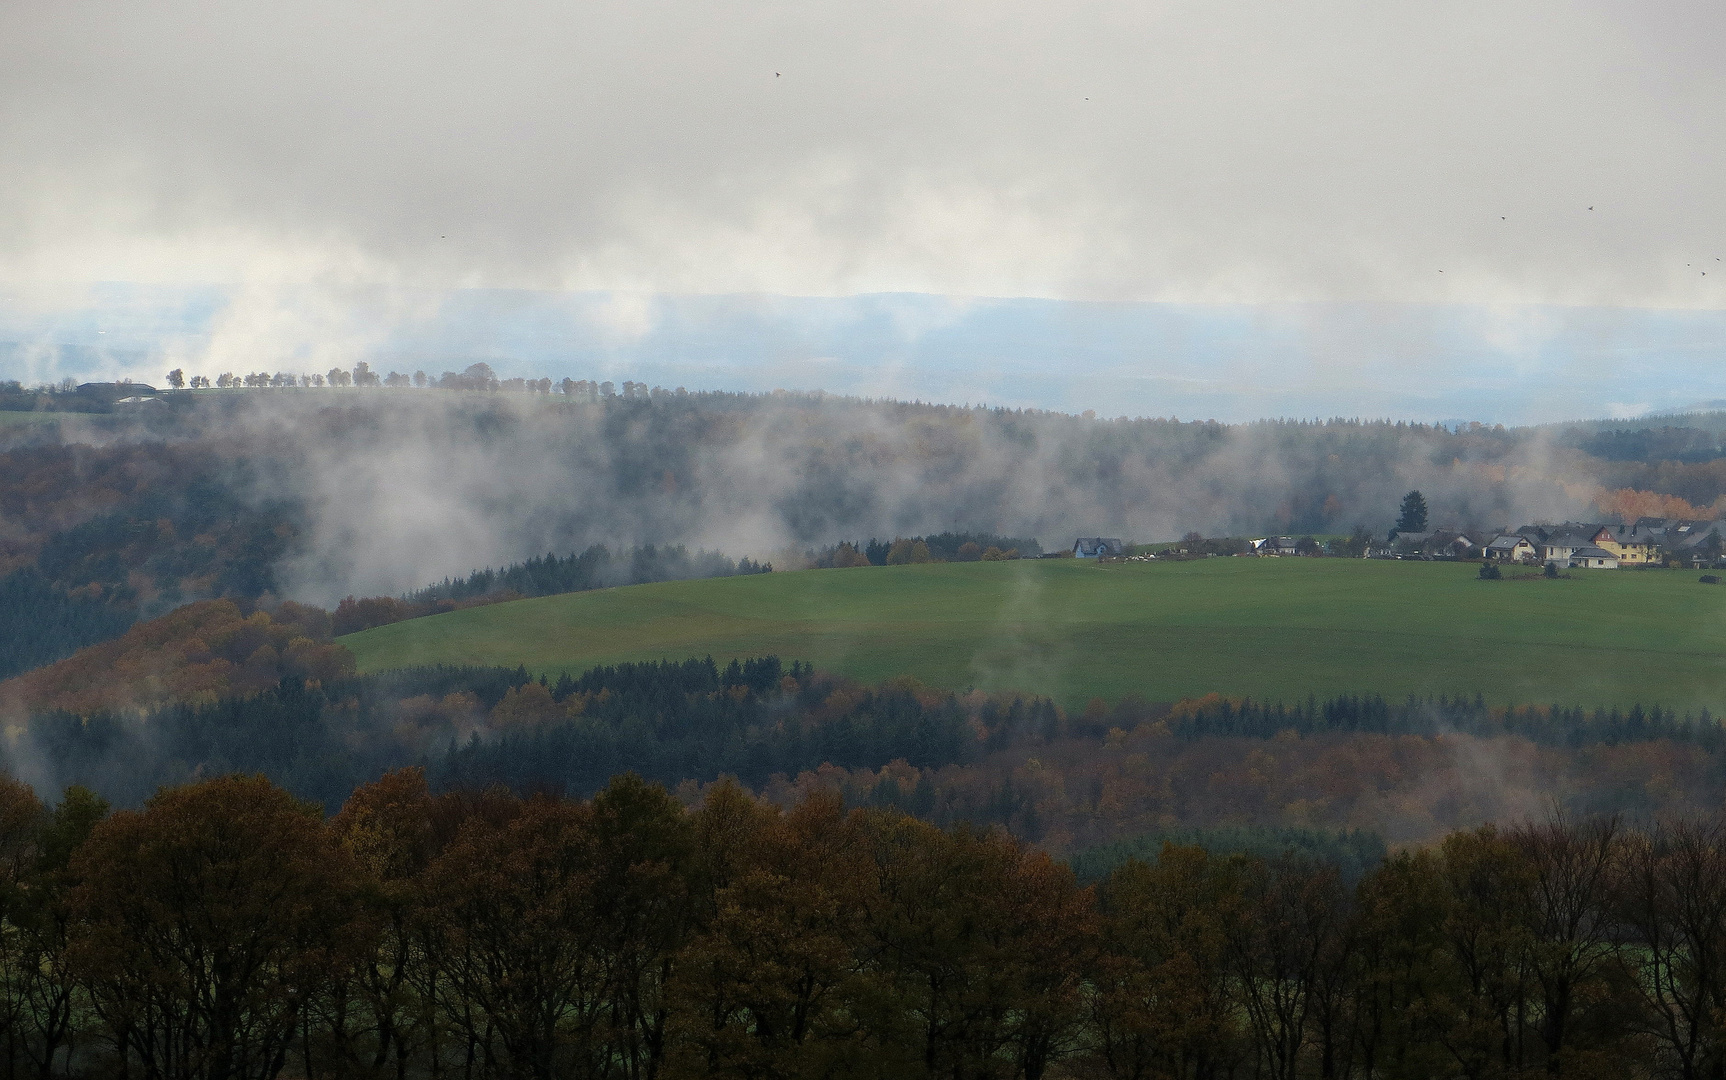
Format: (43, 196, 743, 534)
(338, 558, 1726, 711)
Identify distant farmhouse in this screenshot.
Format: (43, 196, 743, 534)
(1073, 537, 1125, 558)
(76, 381, 156, 402)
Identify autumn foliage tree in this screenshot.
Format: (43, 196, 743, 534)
(67, 776, 372, 1080)
(1086, 844, 1247, 1079)
(3, 768, 1726, 1080)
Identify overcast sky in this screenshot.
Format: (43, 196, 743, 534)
(1, 1, 1723, 417)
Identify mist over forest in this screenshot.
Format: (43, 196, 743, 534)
(7, 384, 1720, 607)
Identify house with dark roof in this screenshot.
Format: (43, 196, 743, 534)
(1073, 537, 1126, 558)
(1667, 523, 1724, 566)
(1387, 529, 1433, 557)
(1588, 524, 1658, 565)
(1505, 524, 1605, 567)
(1502, 518, 1723, 567)
(1485, 534, 1537, 562)
(1429, 530, 1481, 557)
(75, 381, 156, 401)
(1515, 524, 1624, 568)
(1569, 545, 1619, 569)
(1250, 536, 1302, 556)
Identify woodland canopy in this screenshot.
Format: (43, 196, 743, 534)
(0, 771, 1721, 1080)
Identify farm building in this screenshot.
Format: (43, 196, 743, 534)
(1073, 537, 1126, 558)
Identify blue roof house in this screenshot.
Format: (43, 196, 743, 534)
(1073, 537, 1125, 558)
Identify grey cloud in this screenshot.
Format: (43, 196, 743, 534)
(1, 1, 1723, 306)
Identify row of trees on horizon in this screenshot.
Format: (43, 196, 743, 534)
(1, 365, 670, 400)
(156, 361, 670, 399)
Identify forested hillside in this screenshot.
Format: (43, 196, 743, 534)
(8, 388, 1726, 612)
(12, 630, 1726, 848)
(0, 599, 348, 715)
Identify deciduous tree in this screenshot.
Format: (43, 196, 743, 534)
(68, 776, 373, 1080)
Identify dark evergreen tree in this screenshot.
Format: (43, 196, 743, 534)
(1395, 489, 1428, 533)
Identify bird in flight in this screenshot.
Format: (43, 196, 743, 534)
(1588, 206, 1593, 211)
(775, 72, 781, 77)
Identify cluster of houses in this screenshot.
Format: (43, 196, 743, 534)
(1383, 519, 1724, 569)
(1078, 521, 1726, 569)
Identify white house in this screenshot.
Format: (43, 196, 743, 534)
(1568, 545, 1620, 569)
(1485, 535, 1536, 562)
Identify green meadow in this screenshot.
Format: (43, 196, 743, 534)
(0, 411, 79, 426)
(339, 558, 1726, 711)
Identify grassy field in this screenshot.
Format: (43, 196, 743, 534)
(339, 558, 1726, 711)
(0, 411, 79, 426)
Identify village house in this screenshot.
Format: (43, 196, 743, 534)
(1538, 529, 1592, 567)
(1589, 524, 1658, 564)
(1073, 537, 1125, 558)
(1630, 518, 1724, 566)
(1569, 545, 1620, 569)
(1385, 530, 1433, 560)
(1429, 530, 1481, 558)
(1671, 528, 1724, 567)
(1511, 524, 1595, 567)
(1249, 536, 1307, 555)
(1485, 534, 1537, 562)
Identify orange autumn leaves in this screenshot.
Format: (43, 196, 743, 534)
(1591, 486, 1726, 523)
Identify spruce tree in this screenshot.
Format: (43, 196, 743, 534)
(1396, 490, 1428, 533)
